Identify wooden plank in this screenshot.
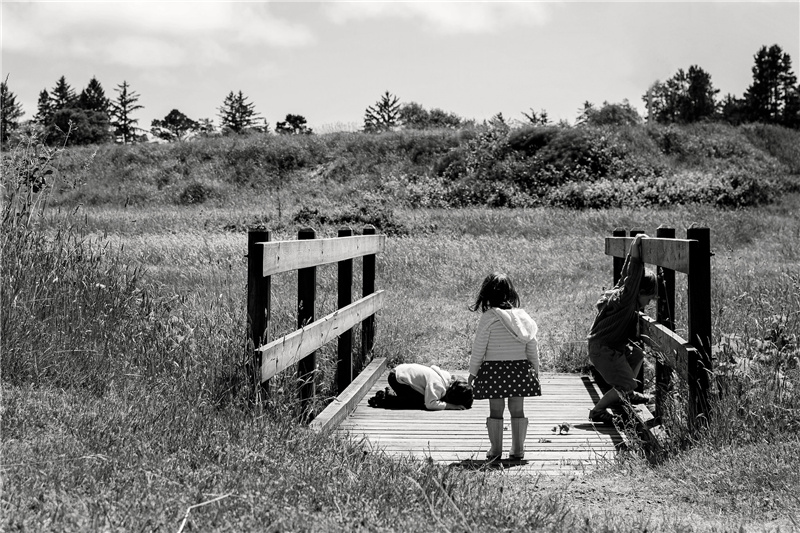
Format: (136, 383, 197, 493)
(259, 235, 386, 277)
(334, 370, 627, 474)
(639, 314, 693, 384)
(258, 291, 385, 382)
(310, 357, 388, 433)
(605, 236, 693, 273)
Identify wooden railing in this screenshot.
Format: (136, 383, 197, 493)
(247, 225, 386, 421)
(605, 226, 712, 430)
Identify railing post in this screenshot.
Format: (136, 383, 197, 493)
(655, 226, 676, 418)
(629, 229, 645, 394)
(337, 226, 354, 393)
(247, 229, 270, 405)
(612, 228, 626, 285)
(297, 227, 317, 422)
(687, 226, 712, 429)
(361, 225, 377, 364)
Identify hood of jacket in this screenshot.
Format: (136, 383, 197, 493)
(492, 308, 538, 343)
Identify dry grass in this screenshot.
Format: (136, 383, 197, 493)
(2, 137, 799, 531)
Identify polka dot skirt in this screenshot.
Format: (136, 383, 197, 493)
(473, 360, 541, 400)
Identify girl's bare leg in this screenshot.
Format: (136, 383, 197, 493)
(489, 398, 505, 419)
(508, 397, 525, 418)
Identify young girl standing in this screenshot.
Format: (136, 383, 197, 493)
(468, 272, 541, 461)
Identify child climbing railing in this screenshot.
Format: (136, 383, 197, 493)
(605, 226, 712, 430)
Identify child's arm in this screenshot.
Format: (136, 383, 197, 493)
(468, 313, 492, 383)
(526, 337, 540, 375)
(424, 381, 459, 410)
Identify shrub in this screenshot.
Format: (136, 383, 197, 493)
(291, 197, 408, 236)
(177, 181, 214, 205)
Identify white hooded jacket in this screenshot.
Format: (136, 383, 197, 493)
(469, 307, 540, 377)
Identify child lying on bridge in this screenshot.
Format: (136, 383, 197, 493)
(367, 363, 473, 410)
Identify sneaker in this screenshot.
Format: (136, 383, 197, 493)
(625, 391, 653, 405)
(589, 409, 616, 425)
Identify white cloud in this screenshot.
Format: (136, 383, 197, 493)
(324, 2, 551, 34)
(1, 1, 315, 68)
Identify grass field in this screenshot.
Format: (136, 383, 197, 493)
(3, 167, 799, 531)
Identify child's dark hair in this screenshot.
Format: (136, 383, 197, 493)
(443, 378, 473, 409)
(470, 272, 520, 312)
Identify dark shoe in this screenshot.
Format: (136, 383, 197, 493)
(589, 409, 616, 425)
(625, 391, 653, 405)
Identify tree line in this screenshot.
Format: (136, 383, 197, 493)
(1, 43, 798, 147)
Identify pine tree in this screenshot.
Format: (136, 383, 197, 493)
(684, 65, 719, 122)
(218, 91, 262, 134)
(110, 81, 143, 144)
(34, 89, 54, 126)
(51, 76, 77, 110)
(644, 65, 718, 123)
(522, 108, 550, 126)
(1, 79, 24, 144)
(363, 91, 400, 133)
(78, 77, 110, 113)
(745, 44, 799, 127)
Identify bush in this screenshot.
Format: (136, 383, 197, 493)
(291, 197, 408, 236)
(177, 180, 215, 205)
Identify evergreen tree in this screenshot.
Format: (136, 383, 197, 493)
(34, 89, 54, 126)
(78, 77, 110, 113)
(719, 93, 748, 126)
(110, 81, 143, 144)
(1, 79, 24, 144)
(744, 44, 800, 127)
(364, 91, 400, 133)
(51, 76, 77, 110)
(218, 90, 262, 134)
(644, 66, 718, 124)
(684, 65, 719, 122)
(522, 108, 550, 126)
(150, 109, 199, 141)
(275, 114, 312, 135)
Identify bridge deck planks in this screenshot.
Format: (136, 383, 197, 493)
(336, 371, 625, 475)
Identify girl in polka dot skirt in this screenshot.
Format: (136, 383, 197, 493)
(468, 272, 541, 461)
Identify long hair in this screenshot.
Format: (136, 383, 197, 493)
(470, 272, 520, 312)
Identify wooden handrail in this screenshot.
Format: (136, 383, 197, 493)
(257, 291, 386, 383)
(247, 225, 384, 421)
(639, 314, 693, 384)
(605, 236, 693, 274)
(256, 234, 386, 277)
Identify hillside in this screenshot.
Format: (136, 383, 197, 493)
(42, 121, 800, 231)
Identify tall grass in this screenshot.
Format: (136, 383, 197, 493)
(2, 133, 799, 531)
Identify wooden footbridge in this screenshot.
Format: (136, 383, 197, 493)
(321, 363, 624, 475)
(246, 225, 711, 475)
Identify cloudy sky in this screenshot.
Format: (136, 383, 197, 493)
(2, 1, 798, 132)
